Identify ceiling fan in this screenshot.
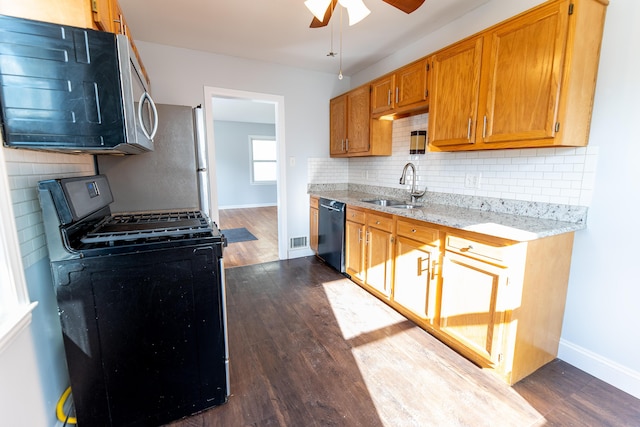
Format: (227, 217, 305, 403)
(305, 0, 426, 28)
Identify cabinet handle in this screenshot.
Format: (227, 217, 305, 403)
(483, 115, 487, 139)
(395, 87, 399, 104)
(345, 138, 349, 151)
(461, 245, 474, 252)
(431, 260, 437, 280)
(467, 118, 472, 140)
(411, 229, 417, 233)
(387, 89, 391, 106)
(417, 256, 430, 277)
(358, 229, 362, 243)
(376, 220, 380, 225)
(365, 231, 370, 245)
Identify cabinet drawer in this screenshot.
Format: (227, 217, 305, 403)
(310, 196, 319, 209)
(397, 220, 439, 244)
(346, 207, 365, 224)
(446, 234, 507, 265)
(366, 212, 393, 232)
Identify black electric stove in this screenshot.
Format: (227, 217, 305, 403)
(38, 175, 229, 426)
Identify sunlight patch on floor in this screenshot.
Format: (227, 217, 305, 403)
(320, 277, 545, 426)
(321, 278, 406, 341)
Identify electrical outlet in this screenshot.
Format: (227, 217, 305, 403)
(465, 173, 481, 189)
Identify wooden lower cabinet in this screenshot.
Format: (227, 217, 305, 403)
(344, 207, 393, 297)
(392, 220, 440, 322)
(309, 197, 319, 254)
(365, 223, 393, 297)
(345, 216, 366, 283)
(439, 251, 507, 365)
(339, 204, 576, 385)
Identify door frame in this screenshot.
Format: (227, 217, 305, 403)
(203, 86, 287, 261)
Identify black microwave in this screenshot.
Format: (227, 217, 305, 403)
(0, 14, 157, 154)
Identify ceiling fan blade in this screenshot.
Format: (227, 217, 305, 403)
(310, 0, 338, 28)
(382, 0, 426, 14)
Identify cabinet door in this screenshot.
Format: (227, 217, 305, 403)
(91, 0, 114, 32)
(346, 85, 371, 154)
(393, 236, 438, 321)
(345, 221, 366, 283)
(396, 58, 428, 109)
(365, 227, 393, 297)
(371, 75, 395, 116)
(330, 94, 347, 156)
(439, 251, 506, 364)
(481, 2, 568, 145)
(0, 0, 94, 28)
(428, 37, 483, 148)
(309, 206, 318, 254)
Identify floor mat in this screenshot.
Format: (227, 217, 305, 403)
(222, 227, 258, 244)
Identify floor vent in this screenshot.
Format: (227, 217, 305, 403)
(290, 236, 307, 249)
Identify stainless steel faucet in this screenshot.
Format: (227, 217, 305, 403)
(399, 162, 426, 203)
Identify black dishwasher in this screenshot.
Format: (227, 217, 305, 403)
(318, 198, 346, 273)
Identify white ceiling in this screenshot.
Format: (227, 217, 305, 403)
(118, 0, 490, 77)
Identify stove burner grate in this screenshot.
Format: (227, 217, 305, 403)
(81, 210, 213, 245)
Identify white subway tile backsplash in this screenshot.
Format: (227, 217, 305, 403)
(3, 147, 95, 268)
(312, 112, 598, 207)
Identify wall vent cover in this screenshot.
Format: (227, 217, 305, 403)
(290, 236, 307, 249)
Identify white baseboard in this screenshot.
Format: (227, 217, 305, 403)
(218, 203, 277, 210)
(558, 338, 640, 399)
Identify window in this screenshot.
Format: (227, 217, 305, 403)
(250, 137, 277, 184)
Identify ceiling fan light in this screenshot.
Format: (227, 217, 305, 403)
(338, 0, 371, 26)
(305, 0, 333, 21)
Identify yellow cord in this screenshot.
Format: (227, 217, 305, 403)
(56, 386, 77, 425)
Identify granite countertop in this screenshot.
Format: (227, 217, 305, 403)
(308, 185, 586, 242)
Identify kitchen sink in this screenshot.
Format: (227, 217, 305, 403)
(392, 204, 423, 209)
(361, 199, 423, 209)
(361, 198, 406, 206)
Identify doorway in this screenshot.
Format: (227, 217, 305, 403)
(203, 87, 287, 265)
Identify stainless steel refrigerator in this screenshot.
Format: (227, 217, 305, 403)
(97, 104, 210, 214)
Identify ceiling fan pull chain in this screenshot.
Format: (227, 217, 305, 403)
(338, 5, 343, 80)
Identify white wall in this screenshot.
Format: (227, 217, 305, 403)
(135, 41, 350, 251)
(350, 0, 640, 397)
(558, 0, 640, 396)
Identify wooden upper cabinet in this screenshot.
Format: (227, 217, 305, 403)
(480, 1, 569, 145)
(330, 93, 348, 156)
(346, 85, 371, 155)
(92, 0, 128, 34)
(370, 74, 395, 117)
(91, 0, 150, 85)
(330, 85, 392, 157)
(429, 0, 607, 151)
(428, 37, 483, 148)
(0, 0, 94, 28)
(371, 58, 429, 119)
(396, 58, 429, 110)
(91, 0, 114, 32)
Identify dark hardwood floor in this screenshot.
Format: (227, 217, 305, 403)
(218, 206, 279, 268)
(167, 257, 640, 427)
